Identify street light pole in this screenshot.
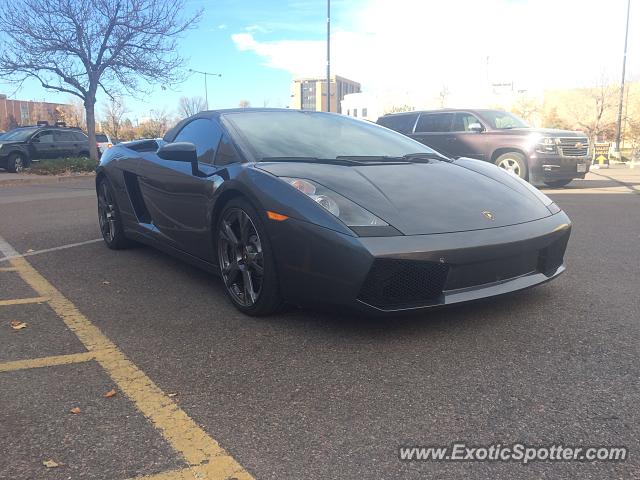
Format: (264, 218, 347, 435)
(188, 69, 222, 110)
(326, 0, 331, 112)
(615, 0, 631, 152)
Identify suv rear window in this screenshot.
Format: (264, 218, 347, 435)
(415, 113, 454, 133)
(96, 134, 108, 142)
(377, 113, 418, 134)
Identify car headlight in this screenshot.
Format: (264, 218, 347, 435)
(535, 137, 559, 155)
(282, 177, 389, 227)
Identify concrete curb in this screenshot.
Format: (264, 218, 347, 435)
(0, 173, 95, 187)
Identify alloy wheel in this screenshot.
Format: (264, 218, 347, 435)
(97, 182, 117, 243)
(497, 157, 522, 177)
(218, 208, 264, 307)
(14, 156, 24, 173)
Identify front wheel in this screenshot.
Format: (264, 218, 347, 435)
(7, 153, 27, 173)
(97, 178, 134, 249)
(544, 179, 573, 188)
(217, 198, 282, 316)
(495, 152, 528, 180)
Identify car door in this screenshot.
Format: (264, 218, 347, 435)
(54, 130, 76, 158)
(447, 112, 489, 160)
(30, 130, 57, 159)
(410, 112, 455, 156)
(137, 118, 223, 261)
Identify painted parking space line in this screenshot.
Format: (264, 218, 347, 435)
(0, 266, 18, 272)
(0, 238, 102, 263)
(0, 296, 49, 306)
(0, 351, 97, 373)
(0, 234, 253, 480)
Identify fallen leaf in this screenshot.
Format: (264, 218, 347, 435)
(70, 407, 81, 414)
(167, 393, 178, 398)
(26, 249, 35, 253)
(42, 459, 59, 468)
(102, 280, 110, 285)
(103, 388, 117, 398)
(10, 320, 28, 330)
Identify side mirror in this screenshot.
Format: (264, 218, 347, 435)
(157, 142, 199, 175)
(468, 123, 484, 133)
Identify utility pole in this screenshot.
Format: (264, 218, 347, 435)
(188, 69, 222, 110)
(615, 0, 631, 152)
(326, 0, 331, 112)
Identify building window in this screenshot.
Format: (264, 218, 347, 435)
(301, 81, 316, 111)
(347, 109, 350, 116)
(354, 108, 358, 118)
(362, 108, 368, 118)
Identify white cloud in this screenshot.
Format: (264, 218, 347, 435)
(232, 0, 638, 101)
(217, 24, 228, 30)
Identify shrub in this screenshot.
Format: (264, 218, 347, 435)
(27, 157, 98, 175)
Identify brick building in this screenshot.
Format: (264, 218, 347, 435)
(0, 94, 72, 132)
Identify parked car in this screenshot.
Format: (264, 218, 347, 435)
(377, 109, 590, 187)
(96, 133, 113, 156)
(96, 109, 570, 316)
(0, 124, 90, 172)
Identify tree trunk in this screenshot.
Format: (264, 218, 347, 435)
(84, 96, 99, 161)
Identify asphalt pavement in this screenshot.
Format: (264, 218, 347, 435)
(0, 170, 639, 479)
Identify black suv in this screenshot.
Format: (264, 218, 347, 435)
(377, 109, 590, 187)
(0, 123, 90, 172)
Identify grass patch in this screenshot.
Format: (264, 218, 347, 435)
(27, 157, 98, 175)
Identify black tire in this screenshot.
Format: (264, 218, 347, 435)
(97, 177, 134, 250)
(7, 152, 27, 173)
(495, 152, 528, 180)
(216, 197, 282, 316)
(78, 151, 90, 159)
(544, 179, 572, 188)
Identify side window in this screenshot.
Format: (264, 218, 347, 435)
(415, 113, 453, 133)
(73, 132, 89, 142)
(174, 118, 222, 165)
(377, 114, 417, 134)
(54, 131, 75, 142)
(452, 113, 482, 132)
(34, 130, 54, 143)
(214, 135, 240, 166)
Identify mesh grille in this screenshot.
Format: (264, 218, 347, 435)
(358, 259, 449, 308)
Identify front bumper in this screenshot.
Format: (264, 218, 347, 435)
(268, 212, 571, 313)
(529, 152, 590, 184)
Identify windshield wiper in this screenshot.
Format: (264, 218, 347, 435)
(400, 152, 452, 162)
(261, 156, 365, 166)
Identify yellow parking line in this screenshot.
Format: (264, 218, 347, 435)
(0, 296, 49, 306)
(0, 351, 96, 373)
(8, 255, 253, 480)
(0, 266, 18, 272)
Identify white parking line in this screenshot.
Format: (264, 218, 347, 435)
(0, 238, 102, 263)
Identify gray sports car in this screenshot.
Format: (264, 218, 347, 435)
(96, 109, 571, 315)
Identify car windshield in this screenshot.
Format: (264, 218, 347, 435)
(0, 127, 38, 141)
(479, 110, 529, 129)
(96, 134, 108, 142)
(223, 111, 438, 161)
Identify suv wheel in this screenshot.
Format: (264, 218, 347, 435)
(7, 153, 27, 173)
(495, 152, 527, 180)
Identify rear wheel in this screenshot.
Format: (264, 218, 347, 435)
(495, 152, 527, 180)
(544, 179, 572, 188)
(217, 198, 282, 316)
(97, 177, 134, 249)
(7, 153, 27, 173)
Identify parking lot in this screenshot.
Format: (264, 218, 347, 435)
(1, 169, 639, 479)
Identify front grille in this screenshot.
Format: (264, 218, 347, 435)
(358, 259, 449, 309)
(558, 137, 589, 157)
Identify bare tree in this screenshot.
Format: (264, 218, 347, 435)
(178, 96, 207, 118)
(438, 85, 450, 108)
(568, 76, 618, 143)
(102, 97, 128, 141)
(238, 99, 251, 108)
(58, 97, 87, 129)
(511, 96, 542, 126)
(139, 108, 172, 138)
(0, 0, 201, 159)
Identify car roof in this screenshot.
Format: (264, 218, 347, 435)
(381, 108, 504, 117)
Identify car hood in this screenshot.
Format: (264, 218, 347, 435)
(495, 127, 586, 137)
(257, 160, 553, 235)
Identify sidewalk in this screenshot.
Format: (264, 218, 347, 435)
(0, 171, 95, 186)
(589, 164, 640, 193)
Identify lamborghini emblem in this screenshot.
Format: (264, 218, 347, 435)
(482, 211, 495, 221)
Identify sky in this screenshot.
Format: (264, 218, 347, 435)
(0, 0, 638, 120)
